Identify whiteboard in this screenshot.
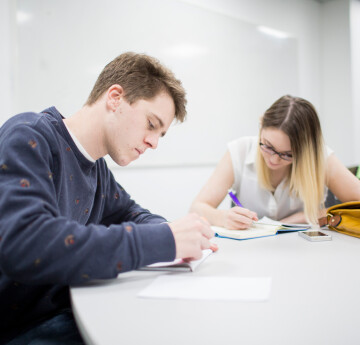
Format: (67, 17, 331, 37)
(15, 0, 298, 167)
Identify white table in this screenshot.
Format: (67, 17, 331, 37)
(71, 230, 360, 345)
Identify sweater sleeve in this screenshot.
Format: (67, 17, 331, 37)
(0, 125, 176, 286)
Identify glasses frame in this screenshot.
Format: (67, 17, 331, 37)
(259, 142, 293, 162)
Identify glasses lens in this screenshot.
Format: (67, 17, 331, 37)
(260, 143, 274, 155)
(280, 154, 293, 161)
(260, 142, 293, 161)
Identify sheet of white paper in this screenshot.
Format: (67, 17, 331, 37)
(138, 276, 272, 302)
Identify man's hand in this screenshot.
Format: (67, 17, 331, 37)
(168, 213, 215, 260)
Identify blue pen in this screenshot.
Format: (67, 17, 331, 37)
(228, 189, 243, 208)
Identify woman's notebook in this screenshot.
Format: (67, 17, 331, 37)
(213, 217, 310, 240)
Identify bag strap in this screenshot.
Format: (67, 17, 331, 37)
(318, 217, 327, 227)
(318, 214, 342, 227)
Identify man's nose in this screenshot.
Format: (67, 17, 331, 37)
(145, 133, 159, 149)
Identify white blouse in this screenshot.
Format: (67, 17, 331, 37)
(228, 136, 333, 220)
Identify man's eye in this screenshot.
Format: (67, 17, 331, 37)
(148, 121, 155, 129)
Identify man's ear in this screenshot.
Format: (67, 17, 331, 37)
(106, 84, 124, 112)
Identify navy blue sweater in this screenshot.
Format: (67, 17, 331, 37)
(0, 107, 175, 342)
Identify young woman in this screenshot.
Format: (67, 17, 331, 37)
(190, 95, 360, 229)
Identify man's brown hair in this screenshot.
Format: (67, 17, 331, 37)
(86, 52, 187, 122)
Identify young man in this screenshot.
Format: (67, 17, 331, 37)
(0, 52, 215, 343)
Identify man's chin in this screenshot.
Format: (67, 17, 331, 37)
(117, 156, 138, 167)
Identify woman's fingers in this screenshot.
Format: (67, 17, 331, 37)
(226, 207, 258, 229)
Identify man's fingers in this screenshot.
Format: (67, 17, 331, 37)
(200, 216, 210, 225)
(170, 213, 217, 259)
(210, 242, 219, 252)
(195, 220, 214, 239)
(185, 241, 219, 262)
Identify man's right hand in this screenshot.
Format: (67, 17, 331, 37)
(168, 213, 215, 260)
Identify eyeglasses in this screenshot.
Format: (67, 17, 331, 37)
(259, 142, 293, 161)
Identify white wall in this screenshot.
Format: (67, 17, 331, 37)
(0, 0, 15, 125)
(13, 0, 299, 168)
(0, 0, 358, 221)
(113, 166, 227, 222)
(320, 0, 354, 166)
(181, 0, 323, 105)
(115, 0, 326, 221)
(350, 0, 360, 164)
(115, 0, 324, 221)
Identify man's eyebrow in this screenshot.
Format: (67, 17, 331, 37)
(151, 113, 164, 128)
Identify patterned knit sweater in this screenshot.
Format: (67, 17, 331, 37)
(0, 107, 175, 342)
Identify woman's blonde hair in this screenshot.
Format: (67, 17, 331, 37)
(256, 95, 325, 224)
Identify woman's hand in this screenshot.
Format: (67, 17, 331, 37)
(221, 207, 258, 230)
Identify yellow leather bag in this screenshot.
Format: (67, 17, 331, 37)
(319, 201, 360, 238)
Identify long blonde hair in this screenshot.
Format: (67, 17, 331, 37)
(256, 95, 325, 224)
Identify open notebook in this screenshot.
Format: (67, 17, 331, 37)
(213, 217, 310, 240)
(138, 249, 213, 272)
